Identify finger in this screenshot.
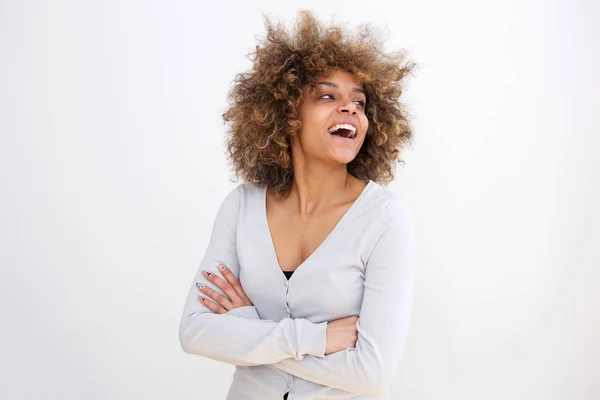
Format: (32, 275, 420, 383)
(196, 282, 233, 310)
(216, 264, 249, 300)
(197, 295, 227, 314)
(202, 269, 239, 302)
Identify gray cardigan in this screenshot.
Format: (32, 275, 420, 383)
(179, 180, 415, 399)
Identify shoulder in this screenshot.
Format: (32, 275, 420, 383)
(364, 181, 413, 225)
(219, 182, 265, 210)
(364, 183, 416, 261)
(358, 182, 415, 254)
(233, 182, 265, 201)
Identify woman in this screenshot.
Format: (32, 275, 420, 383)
(179, 11, 416, 400)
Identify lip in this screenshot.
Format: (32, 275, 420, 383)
(327, 120, 358, 132)
(330, 134, 357, 144)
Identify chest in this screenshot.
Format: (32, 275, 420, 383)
(266, 204, 350, 272)
(237, 209, 369, 321)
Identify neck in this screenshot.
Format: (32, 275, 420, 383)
(288, 156, 353, 216)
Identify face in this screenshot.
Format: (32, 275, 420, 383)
(293, 69, 369, 166)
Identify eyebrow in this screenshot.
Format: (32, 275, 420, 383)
(318, 81, 365, 95)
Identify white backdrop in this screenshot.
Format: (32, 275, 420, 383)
(1, 1, 598, 399)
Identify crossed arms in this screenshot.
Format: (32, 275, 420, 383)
(179, 187, 415, 397)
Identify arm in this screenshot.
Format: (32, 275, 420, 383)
(269, 200, 416, 396)
(178, 186, 327, 366)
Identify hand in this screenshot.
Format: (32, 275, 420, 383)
(325, 315, 359, 355)
(196, 264, 254, 314)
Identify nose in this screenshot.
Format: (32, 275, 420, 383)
(337, 99, 357, 114)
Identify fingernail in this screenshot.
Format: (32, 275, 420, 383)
(202, 270, 211, 277)
(217, 264, 225, 271)
(195, 283, 205, 290)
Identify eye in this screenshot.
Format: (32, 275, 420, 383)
(354, 99, 366, 108)
(320, 93, 334, 100)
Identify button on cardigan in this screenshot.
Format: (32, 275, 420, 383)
(179, 180, 415, 399)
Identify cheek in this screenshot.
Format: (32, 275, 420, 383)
(361, 115, 369, 134)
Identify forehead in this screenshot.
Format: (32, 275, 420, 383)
(315, 69, 363, 89)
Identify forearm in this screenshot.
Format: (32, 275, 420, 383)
(221, 308, 404, 395)
(268, 310, 410, 397)
(179, 307, 327, 366)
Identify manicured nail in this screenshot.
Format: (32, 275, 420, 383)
(195, 283, 205, 290)
(202, 270, 211, 277)
(218, 264, 225, 271)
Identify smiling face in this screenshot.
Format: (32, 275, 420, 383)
(292, 69, 369, 166)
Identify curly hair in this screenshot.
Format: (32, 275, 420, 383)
(223, 10, 415, 197)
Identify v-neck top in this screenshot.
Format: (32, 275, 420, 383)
(179, 181, 415, 399)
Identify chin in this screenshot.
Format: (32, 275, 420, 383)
(319, 145, 362, 166)
(330, 154, 359, 165)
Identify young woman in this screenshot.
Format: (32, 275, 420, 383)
(179, 11, 416, 400)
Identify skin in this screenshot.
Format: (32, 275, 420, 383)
(198, 69, 366, 355)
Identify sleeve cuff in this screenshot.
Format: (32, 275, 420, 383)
(225, 306, 261, 319)
(297, 319, 328, 358)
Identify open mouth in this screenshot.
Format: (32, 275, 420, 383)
(328, 123, 357, 139)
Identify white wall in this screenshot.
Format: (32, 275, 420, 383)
(1, 1, 598, 399)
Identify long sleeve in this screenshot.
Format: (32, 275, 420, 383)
(268, 200, 415, 396)
(178, 185, 328, 366)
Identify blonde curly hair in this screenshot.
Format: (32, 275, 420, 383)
(223, 10, 415, 196)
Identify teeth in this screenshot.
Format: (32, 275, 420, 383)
(327, 123, 357, 138)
